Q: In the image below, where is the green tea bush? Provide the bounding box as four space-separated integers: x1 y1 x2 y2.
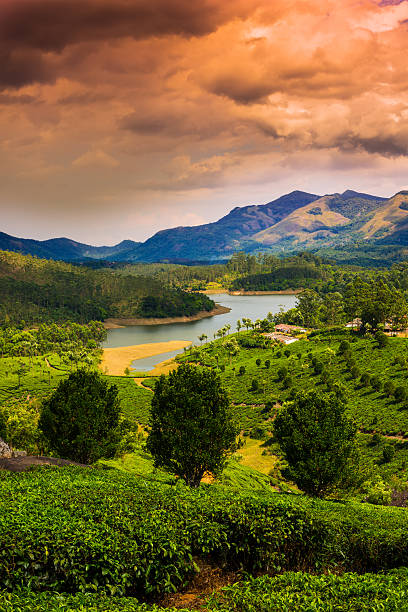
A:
383 445 396 463
394 386 407 402
0 591 181 612
207 569 408 611
1 467 408 599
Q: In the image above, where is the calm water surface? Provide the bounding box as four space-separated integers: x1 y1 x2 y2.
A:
103 293 297 371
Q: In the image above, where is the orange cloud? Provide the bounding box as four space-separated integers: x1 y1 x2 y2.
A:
0 0 407 243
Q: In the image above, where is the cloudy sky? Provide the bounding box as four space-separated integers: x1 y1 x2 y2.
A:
1 0 408 245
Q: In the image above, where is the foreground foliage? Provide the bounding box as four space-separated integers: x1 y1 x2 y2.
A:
1 467 408 598
208 569 408 611
2 569 408 610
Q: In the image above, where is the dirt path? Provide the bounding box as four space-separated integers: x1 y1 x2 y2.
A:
0 456 89 472
359 428 408 442
134 378 152 389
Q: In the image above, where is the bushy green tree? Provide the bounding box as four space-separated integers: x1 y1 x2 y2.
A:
39 370 121 463
274 390 358 497
146 364 237 487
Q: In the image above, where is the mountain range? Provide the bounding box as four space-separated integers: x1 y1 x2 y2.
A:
2 189 408 263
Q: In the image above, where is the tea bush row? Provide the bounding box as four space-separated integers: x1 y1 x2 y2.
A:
208 569 408 611
1 467 408 597
3 569 408 611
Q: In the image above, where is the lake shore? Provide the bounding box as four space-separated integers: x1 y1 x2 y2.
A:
227 289 302 296
201 289 302 296
100 341 192 376
104 304 231 329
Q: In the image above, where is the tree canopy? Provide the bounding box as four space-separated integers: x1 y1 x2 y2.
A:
146 364 237 487
274 390 358 497
39 369 121 463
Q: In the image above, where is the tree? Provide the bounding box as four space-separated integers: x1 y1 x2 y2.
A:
146 364 237 487
296 290 322 328
274 390 358 497
39 370 121 464
321 292 345 326
223 338 239 364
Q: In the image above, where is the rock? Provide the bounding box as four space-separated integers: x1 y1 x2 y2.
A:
12 450 27 458
0 438 12 458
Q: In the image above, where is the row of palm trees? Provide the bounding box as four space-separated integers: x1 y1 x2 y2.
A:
198 316 274 346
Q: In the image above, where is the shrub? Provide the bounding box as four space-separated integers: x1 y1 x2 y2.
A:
256 359 261 367
382 445 396 464
369 432 382 446
284 350 290 358
364 477 392 506
264 359 270 369
360 372 370 387
277 367 287 382
239 365 246 376
350 366 360 380
313 361 323 374
394 386 407 402
251 379 259 392
282 376 292 389
384 380 395 397
375 330 388 348
338 340 350 354
370 376 383 392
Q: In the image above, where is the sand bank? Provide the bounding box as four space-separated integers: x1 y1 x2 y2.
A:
104 305 230 329
101 341 191 376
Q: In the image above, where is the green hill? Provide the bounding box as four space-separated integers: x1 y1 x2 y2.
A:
0 250 214 325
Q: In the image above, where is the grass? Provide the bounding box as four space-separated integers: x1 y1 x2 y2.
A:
99 447 274 492
235 437 277 475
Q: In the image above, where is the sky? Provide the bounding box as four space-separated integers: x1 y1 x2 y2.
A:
0 0 408 245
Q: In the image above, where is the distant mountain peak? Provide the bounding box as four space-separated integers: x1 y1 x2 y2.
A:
339 189 387 201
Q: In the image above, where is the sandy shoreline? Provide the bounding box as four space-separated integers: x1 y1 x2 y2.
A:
101 341 191 376
104 304 230 329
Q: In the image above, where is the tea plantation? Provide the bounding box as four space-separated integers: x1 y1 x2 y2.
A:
1 467 408 610
177 330 408 436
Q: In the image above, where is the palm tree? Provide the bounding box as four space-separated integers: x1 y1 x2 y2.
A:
236 320 242 334
198 334 207 345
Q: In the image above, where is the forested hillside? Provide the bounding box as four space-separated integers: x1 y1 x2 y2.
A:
0 251 214 326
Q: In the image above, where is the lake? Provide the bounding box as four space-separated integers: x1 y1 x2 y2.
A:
103 293 297 371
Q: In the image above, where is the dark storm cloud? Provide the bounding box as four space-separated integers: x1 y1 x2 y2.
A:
0 0 256 89
0 0 254 52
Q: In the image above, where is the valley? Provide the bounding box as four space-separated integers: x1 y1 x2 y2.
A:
2 248 408 610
